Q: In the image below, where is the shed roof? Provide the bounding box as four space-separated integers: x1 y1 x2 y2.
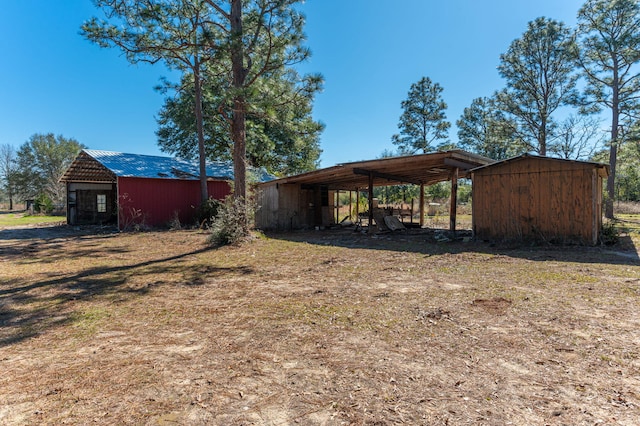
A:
470 153 610 178
259 150 493 190
61 149 274 183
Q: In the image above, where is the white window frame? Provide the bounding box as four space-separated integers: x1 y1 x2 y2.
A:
97 194 107 213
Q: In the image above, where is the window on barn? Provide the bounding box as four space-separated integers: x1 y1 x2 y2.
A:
97 194 107 213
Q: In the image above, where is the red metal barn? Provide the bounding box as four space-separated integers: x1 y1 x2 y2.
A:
471 154 609 245
60 150 235 230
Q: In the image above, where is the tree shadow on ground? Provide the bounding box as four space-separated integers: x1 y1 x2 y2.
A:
0 228 255 348
264 227 640 266
0 223 115 241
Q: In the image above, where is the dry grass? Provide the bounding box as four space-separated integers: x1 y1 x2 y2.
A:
0 224 639 425
615 201 640 215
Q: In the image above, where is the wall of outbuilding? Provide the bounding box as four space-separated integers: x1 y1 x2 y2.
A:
255 182 319 230
118 177 231 229
67 182 117 226
471 157 605 245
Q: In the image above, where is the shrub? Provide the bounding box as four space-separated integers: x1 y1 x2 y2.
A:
118 193 149 232
34 193 54 215
196 198 221 228
169 210 182 230
600 221 619 245
208 196 250 246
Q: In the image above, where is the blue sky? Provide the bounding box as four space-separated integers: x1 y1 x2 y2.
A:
1 0 586 168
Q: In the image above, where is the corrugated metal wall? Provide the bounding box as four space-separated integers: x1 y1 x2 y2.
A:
118 177 231 229
472 157 603 244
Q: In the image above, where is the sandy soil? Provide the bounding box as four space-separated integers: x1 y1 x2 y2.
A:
0 224 639 425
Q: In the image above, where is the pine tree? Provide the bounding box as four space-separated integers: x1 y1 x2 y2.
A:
391 77 450 154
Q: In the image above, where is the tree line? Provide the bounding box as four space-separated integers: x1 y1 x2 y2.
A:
390 0 640 217
0 135 85 212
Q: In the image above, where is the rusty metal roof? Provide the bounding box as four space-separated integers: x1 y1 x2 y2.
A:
259 150 494 190
61 149 274 183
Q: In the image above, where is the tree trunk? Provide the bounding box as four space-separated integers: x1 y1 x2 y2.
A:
232 97 247 203
539 114 547 156
606 66 620 220
193 58 209 204
230 0 247 208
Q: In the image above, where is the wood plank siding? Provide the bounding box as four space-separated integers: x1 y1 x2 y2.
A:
472 155 607 245
255 183 315 231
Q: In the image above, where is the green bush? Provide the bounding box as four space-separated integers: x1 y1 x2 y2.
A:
34 193 54 214
196 198 222 228
600 221 619 245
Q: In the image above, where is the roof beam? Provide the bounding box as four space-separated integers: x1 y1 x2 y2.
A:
352 168 422 185
444 157 481 170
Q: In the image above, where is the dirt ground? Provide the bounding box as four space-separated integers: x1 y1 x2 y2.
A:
1 223 639 425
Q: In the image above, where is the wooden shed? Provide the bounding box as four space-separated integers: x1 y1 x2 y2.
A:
60 149 235 229
471 154 609 245
255 150 492 231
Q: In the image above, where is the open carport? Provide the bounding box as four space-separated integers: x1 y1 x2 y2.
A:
255 150 493 231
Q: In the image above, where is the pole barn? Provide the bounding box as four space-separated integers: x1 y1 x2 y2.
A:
254 150 492 231
471 154 609 245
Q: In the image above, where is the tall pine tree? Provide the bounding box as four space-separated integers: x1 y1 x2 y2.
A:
497 17 579 156
576 0 640 218
391 77 450 154
84 0 317 229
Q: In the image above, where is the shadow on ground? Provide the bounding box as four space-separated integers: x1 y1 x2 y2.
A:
0 225 253 348
264 226 640 266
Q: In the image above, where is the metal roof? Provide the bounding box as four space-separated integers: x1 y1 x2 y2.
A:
470 153 610 178
61 149 275 183
258 150 494 190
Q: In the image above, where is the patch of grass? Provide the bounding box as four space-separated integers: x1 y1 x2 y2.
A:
0 212 64 227
615 214 640 234
70 307 111 338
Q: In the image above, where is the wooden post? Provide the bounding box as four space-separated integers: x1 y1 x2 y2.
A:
419 183 425 227
355 189 359 219
335 190 339 224
450 168 459 235
349 190 353 220
314 185 322 227
368 173 374 230
410 198 414 225
470 172 475 238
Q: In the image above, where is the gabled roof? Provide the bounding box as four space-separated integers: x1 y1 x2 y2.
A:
61 149 274 183
258 150 493 190
470 153 610 178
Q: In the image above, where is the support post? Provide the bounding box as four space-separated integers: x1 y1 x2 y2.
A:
368 173 374 230
450 168 459 236
419 183 425 227
410 198 414 225
314 185 322 227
